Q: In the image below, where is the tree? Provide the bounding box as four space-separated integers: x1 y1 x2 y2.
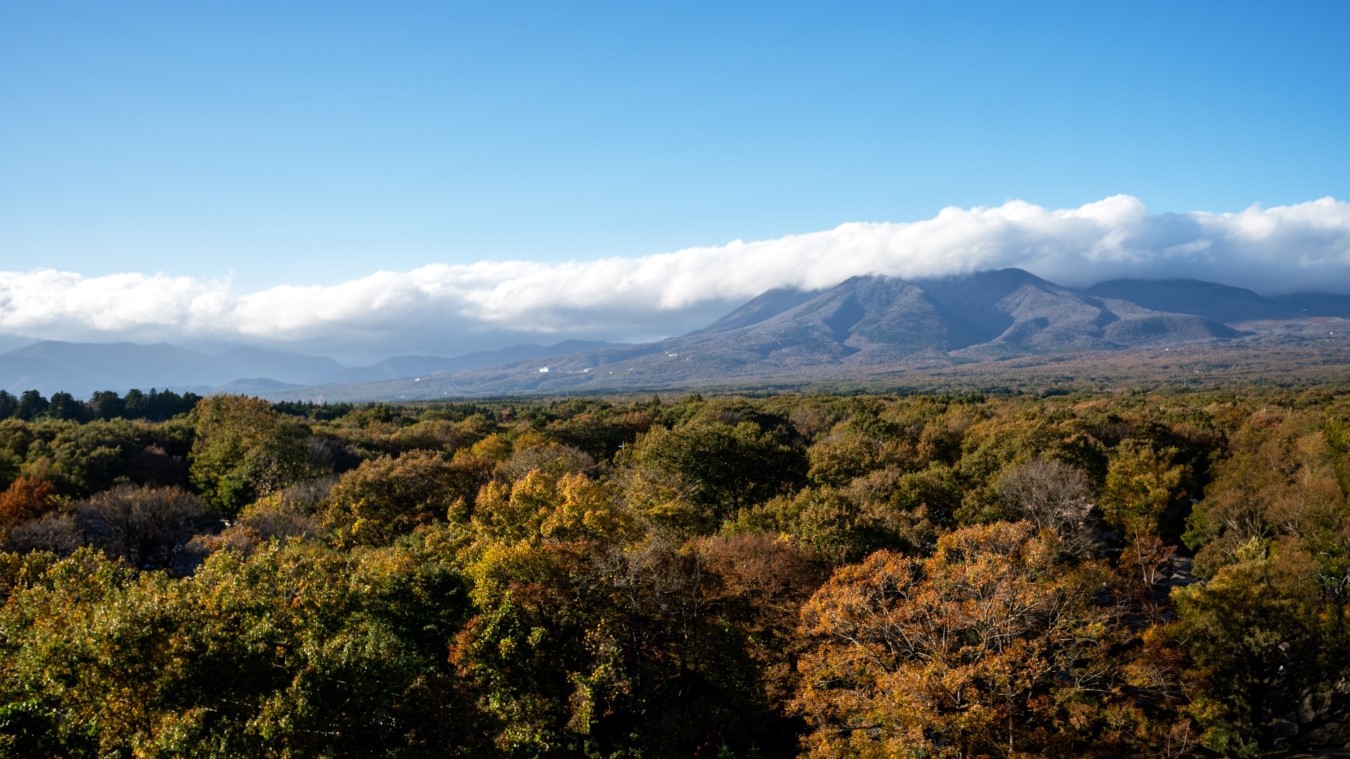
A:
189 395 325 515
806 415 914 488
44 419 143 496
1185 409 1349 579
795 522 1161 757
848 463 963 554
14 391 46 422
620 419 805 536
1172 540 1350 755
43 393 85 422
1100 439 1186 541
0 536 483 756
692 532 826 750
76 484 213 570
322 450 474 546
0 477 60 537
733 486 887 565
997 457 1101 558
85 390 125 421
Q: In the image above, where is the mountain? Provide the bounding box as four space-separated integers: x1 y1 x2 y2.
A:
692 287 822 335
273 269 1249 400
1267 292 1350 318
0 338 625 398
1078 279 1292 322
6 342 222 395
5 270 1347 402
915 270 1241 353
334 341 621 383
1077 279 1350 323
0 353 95 396
0 335 34 355
672 269 1236 363
214 347 345 384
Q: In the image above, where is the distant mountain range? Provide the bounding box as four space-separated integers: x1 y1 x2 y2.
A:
3 269 1348 400
0 338 618 398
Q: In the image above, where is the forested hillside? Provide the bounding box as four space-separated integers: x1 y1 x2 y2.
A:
0 387 1347 756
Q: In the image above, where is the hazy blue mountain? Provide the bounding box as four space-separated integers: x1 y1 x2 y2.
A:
1078 278 1292 323
6 341 221 395
0 341 344 397
0 354 96 396
334 341 622 382
214 346 346 384
213 378 312 395
1267 292 1350 318
0 335 34 355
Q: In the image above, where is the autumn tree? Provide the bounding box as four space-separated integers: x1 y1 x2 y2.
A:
0 476 60 537
795 521 1166 757
806 413 913 488
322 450 475 546
1185 408 1349 578
692 532 826 752
849 463 965 553
0 534 484 756
1100 438 1187 541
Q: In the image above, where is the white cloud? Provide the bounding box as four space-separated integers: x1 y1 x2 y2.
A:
2 195 1348 358
0 270 231 339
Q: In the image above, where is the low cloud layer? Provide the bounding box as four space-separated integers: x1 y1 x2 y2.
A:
3 195 1348 360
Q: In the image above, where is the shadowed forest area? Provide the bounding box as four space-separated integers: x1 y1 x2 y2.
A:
0 387 1347 757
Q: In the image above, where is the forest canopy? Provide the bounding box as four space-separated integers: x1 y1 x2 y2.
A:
0 386 1347 757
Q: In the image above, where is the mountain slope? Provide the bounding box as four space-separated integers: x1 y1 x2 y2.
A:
1078 279 1292 322
333 341 623 383
1267 292 1350 318
281 269 1246 400
7 341 222 393
691 287 822 335
215 347 345 384
917 270 1240 354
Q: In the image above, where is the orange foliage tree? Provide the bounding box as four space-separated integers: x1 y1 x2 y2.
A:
0 476 59 535
795 521 1184 757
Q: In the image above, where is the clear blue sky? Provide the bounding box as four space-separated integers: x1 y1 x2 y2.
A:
2 1 1347 293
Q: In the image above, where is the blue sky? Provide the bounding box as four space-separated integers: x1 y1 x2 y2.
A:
1 1 1348 358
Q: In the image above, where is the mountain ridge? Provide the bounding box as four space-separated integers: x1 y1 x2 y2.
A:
2 270 1347 399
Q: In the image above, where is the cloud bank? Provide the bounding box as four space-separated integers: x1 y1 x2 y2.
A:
3 195 1348 359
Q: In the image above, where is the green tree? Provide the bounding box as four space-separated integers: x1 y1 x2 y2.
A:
1100 439 1187 540
189 395 324 516
43 392 85 422
0 535 482 756
14 391 46 422
621 419 805 536
1172 540 1350 755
